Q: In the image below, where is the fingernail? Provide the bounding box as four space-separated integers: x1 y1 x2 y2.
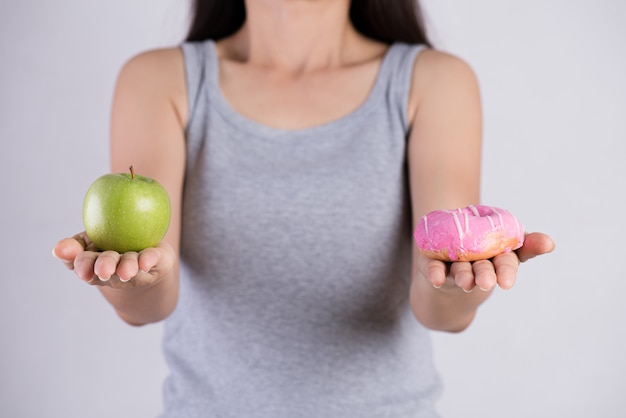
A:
119 276 131 283
462 287 474 293
51 248 60 259
97 275 110 282
432 282 442 289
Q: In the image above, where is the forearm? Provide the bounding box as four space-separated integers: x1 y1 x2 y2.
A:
98 269 179 326
410 273 492 332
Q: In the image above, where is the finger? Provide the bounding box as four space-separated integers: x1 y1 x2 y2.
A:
52 237 87 269
449 262 475 292
137 247 161 274
73 251 100 282
93 251 121 282
472 259 497 291
492 252 519 290
423 258 448 288
116 252 140 282
517 232 555 262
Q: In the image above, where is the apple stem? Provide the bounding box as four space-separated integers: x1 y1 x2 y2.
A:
129 165 135 179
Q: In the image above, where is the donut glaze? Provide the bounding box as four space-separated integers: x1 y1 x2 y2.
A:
414 205 525 262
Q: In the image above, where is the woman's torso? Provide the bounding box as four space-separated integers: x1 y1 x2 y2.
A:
159 38 442 418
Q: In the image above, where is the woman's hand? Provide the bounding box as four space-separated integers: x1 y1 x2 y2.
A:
421 232 555 293
411 232 555 332
53 231 176 289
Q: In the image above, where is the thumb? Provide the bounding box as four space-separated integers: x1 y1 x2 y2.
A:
52 233 90 268
517 232 555 263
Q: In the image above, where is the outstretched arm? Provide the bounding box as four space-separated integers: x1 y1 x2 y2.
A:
53 48 188 326
406 49 554 332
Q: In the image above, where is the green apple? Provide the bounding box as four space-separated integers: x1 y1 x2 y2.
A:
83 166 171 253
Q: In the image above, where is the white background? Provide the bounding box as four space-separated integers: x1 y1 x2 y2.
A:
1 1 624 417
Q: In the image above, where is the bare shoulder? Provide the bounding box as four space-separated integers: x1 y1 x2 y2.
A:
407 48 480 120
118 47 184 83
414 48 476 73
114 47 187 125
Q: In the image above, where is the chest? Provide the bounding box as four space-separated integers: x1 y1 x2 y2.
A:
217 60 381 130
181 114 412 318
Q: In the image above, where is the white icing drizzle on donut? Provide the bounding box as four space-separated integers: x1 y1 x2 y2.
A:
492 208 504 226
468 205 480 217
464 212 469 234
423 214 429 236
451 211 464 240
486 215 496 230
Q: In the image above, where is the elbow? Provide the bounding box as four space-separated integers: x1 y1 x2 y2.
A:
115 309 170 327
440 318 473 333
414 309 477 333
116 310 150 327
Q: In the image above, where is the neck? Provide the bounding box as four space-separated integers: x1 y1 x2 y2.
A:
226 0 359 72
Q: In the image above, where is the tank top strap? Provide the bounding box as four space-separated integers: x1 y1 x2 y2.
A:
180 40 214 138
378 42 428 132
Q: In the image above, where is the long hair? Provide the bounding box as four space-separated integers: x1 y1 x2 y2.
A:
185 0 432 47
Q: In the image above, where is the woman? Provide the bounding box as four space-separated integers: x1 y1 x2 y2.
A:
54 0 554 416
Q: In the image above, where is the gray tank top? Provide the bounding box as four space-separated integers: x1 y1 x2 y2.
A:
161 40 442 417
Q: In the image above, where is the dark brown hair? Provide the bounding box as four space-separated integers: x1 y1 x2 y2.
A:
186 0 432 47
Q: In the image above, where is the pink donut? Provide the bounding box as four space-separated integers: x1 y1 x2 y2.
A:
413 205 525 262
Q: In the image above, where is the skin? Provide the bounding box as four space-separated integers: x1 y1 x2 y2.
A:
53 0 554 330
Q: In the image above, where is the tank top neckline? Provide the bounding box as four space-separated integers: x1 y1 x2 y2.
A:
205 40 397 140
